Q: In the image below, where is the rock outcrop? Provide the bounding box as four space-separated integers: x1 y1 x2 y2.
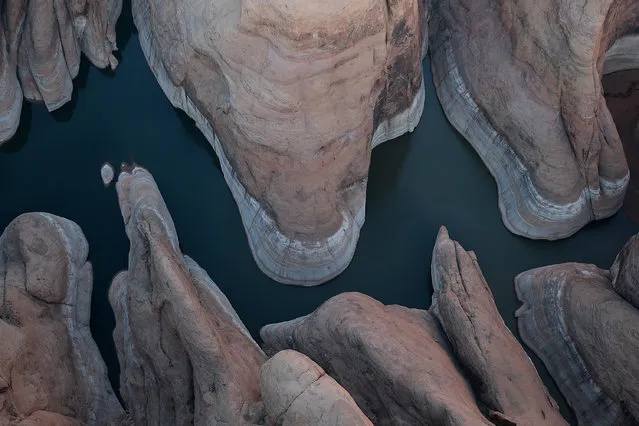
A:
516 235 639 425
604 34 639 75
132 0 427 285
260 350 373 426
109 165 373 425
0 0 121 143
430 0 639 240
262 226 566 425
431 227 567 425
0 213 123 424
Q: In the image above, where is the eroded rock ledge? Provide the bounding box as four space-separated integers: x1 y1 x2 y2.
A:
430 0 639 240
132 0 427 285
516 235 639 425
109 166 372 424
262 227 567 425
0 0 121 143
0 213 124 425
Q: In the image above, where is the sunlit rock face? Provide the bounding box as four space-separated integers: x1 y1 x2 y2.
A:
516 234 639 425
109 166 373 425
261 227 566 425
0 0 121 143
132 0 427 285
0 213 124 425
430 0 639 240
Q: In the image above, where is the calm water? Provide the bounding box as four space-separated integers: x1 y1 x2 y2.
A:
1 9 636 423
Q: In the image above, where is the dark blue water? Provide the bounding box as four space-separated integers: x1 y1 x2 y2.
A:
0 9 636 423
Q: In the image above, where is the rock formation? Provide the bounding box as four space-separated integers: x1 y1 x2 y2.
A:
604 34 639 75
516 235 639 425
431 227 567 425
260 350 373 426
0 213 124 424
430 0 639 240
262 227 566 425
109 165 373 425
132 0 428 285
0 0 121 143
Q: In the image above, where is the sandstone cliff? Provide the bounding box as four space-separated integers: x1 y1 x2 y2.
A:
0 0 121 143
430 0 639 240
132 0 427 285
516 235 639 425
0 213 124 424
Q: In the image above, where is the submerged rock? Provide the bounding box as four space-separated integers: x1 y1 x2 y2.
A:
0 0 121 143
0 213 123 425
132 0 427 285
516 255 639 424
430 0 639 240
431 227 566 425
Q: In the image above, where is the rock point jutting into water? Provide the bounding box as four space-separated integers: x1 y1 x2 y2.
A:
0 0 122 143
109 165 372 425
516 236 639 425
132 0 428 285
0 213 124 425
430 0 639 240
100 162 114 186
262 226 567 425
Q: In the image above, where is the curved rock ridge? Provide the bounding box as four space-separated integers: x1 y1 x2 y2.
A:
516 255 639 424
431 227 567 425
0 213 124 425
430 0 639 240
109 165 372 425
132 0 427 285
0 0 122 143
603 35 639 75
262 226 567 425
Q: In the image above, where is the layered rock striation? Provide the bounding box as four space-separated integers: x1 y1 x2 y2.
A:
262 227 566 425
0 0 121 143
0 213 123 424
109 165 373 425
516 235 639 425
430 0 639 240
132 0 427 285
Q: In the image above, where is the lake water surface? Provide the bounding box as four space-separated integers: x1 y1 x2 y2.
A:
1 10 637 423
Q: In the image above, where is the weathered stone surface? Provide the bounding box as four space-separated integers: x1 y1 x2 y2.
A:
0 0 121 143
132 0 427 285
261 292 491 425
604 34 639 75
260 350 372 426
516 262 639 425
430 0 639 240
610 233 639 308
0 213 123 425
109 166 267 425
431 227 566 425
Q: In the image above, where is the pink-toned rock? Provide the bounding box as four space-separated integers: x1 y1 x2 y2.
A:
430 0 639 240
0 0 121 142
260 350 372 425
431 227 567 425
260 292 492 425
516 260 639 425
109 166 266 425
133 0 427 285
0 213 123 425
